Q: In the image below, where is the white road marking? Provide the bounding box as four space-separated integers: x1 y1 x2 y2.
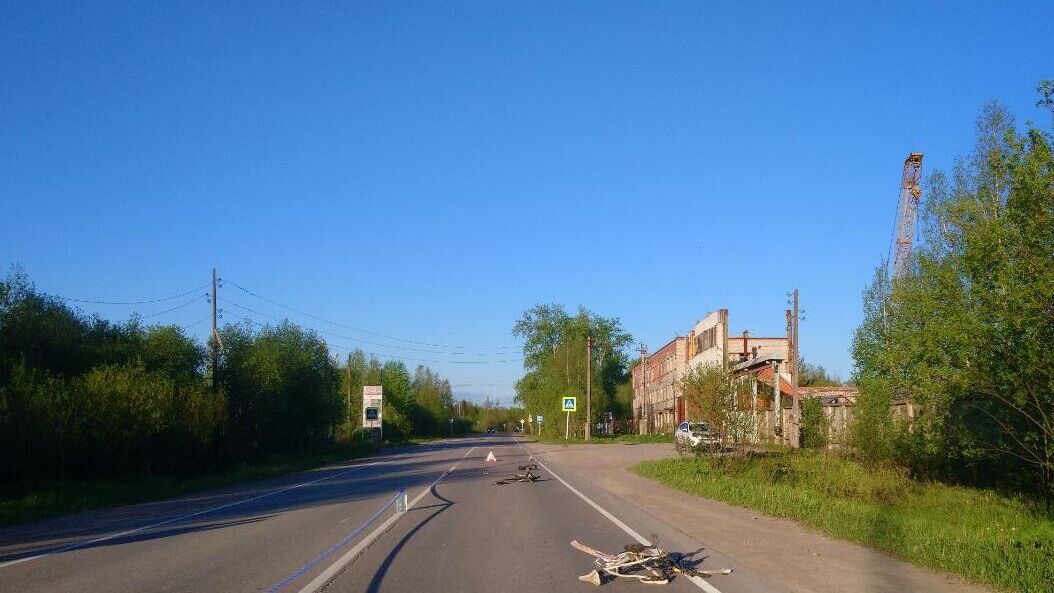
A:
0 459 386 569
518 440 724 593
294 446 477 593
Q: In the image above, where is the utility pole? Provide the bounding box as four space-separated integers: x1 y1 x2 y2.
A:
786 289 801 448
586 335 594 441
346 355 353 436
639 343 649 435
210 268 218 389
772 360 782 441
793 289 801 446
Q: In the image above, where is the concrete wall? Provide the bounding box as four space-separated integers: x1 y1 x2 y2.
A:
686 309 728 371
727 336 789 367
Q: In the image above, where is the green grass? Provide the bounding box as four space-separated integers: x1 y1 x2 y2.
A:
0 441 381 528
635 452 1054 593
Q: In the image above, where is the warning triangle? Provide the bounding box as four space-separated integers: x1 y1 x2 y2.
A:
485 451 497 463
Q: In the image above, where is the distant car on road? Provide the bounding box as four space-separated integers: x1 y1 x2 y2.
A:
487 428 496 435
675 421 720 454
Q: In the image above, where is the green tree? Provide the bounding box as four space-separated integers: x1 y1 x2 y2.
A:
798 356 840 387
680 364 753 447
852 89 1054 497
512 304 632 437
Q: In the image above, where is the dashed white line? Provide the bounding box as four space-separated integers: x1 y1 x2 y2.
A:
518 440 724 593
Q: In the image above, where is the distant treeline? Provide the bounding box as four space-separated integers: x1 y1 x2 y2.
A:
0 270 510 494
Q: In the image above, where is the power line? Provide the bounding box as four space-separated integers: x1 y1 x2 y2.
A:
139 296 204 318
53 284 209 305
216 297 503 358
223 278 521 353
218 297 519 362
180 315 211 330
221 300 517 365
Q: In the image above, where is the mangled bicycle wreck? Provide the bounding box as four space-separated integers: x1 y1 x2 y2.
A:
493 463 541 485
570 538 732 586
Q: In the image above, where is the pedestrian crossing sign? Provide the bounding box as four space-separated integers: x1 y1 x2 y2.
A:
562 397 576 412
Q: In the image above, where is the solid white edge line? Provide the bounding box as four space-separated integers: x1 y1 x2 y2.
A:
516 439 723 593
294 446 477 593
0 458 391 569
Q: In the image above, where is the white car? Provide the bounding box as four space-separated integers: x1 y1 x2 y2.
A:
675 421 720 453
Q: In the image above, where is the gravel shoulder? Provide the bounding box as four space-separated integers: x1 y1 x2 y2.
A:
523 441 994 593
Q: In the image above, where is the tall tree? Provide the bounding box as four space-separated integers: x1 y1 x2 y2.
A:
852 90 1054 497
513 304 632 437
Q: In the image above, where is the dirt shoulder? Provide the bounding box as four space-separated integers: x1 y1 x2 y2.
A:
524 442 993 593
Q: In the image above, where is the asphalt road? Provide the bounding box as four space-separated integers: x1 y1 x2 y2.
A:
0 437 742 593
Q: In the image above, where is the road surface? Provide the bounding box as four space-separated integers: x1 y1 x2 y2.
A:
0 437 986 593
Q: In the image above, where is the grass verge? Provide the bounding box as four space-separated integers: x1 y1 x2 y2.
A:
634 452 1054 593
0 441 382 528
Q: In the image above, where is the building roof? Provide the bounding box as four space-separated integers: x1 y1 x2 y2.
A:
755 365 796 396
730 353 785 373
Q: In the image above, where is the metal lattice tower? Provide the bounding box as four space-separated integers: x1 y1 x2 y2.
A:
891 152 924 279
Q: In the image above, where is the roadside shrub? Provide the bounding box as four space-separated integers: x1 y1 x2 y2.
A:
800 398 829 449
848 378 900 463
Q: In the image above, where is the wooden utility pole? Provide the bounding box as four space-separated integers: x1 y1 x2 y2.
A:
772 359 782 440
787 289 801 448
210 268 218 389
586 335 594 441
639 343 649 435
793 289 800 443
352 358 360 436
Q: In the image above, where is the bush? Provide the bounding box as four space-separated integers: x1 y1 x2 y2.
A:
848 378 900 462
800 397 829 449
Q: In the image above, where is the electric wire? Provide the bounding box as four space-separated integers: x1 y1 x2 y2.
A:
139 296 204 318
223 279 520 353
220 298 516 365
218 295 520 360
54 284 210 305
180 315 211 330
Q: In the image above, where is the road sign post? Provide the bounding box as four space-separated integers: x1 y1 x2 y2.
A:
363 385 383 446
562 397 576 440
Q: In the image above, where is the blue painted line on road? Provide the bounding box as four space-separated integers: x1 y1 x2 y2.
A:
0 459 386 569
264 487 406 593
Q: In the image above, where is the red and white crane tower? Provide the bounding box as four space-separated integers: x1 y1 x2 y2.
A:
891 153 924 279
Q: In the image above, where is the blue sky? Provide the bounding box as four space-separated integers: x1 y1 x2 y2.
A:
2 2 1051 401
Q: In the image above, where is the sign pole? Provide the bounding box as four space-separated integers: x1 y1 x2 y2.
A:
362 385 383 447
560 396 577 440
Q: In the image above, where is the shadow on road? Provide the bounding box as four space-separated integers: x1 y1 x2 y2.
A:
0 438 499 565
365 481 455 593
